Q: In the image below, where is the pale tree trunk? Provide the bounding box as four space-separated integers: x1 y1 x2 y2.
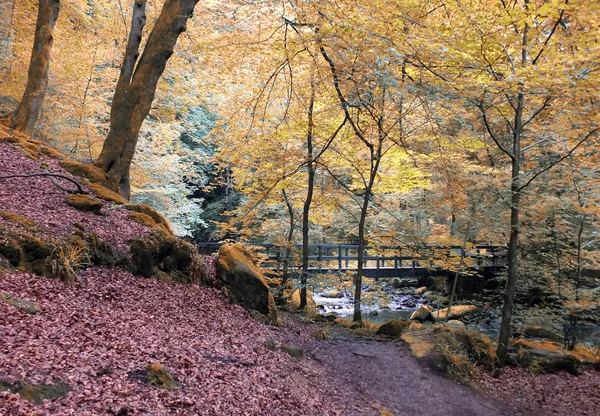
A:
97 0 199 199
10 0 60 135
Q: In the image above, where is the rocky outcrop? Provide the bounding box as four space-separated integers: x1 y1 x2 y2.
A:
217 244 277 323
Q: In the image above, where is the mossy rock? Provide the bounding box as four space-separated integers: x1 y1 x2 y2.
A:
432 304 478 321
281 345 304 359
39 146 63 159
129 231 206 284
129 364 179 390
124 204 172 235
0 228 54 274
0 211 38 229
85 230 126 269
376 319 412 338
0 235 24 266
521 325 563 343
402 325 496 382
87 183 127 204
0 292 40 314
129 211 159 229
217 244 278 323
284 288 315 311
0 379 70 404
66 194 103 213
60 159 113 189
264 338 277 351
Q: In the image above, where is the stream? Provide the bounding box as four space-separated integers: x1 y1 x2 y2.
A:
311 281 600 347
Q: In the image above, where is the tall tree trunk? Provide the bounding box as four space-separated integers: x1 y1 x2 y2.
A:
96 0 199 199
300 80 316 311
496 91 524 366
10 0 60 135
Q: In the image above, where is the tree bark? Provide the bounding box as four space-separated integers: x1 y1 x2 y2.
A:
496 91 524 366
10 0 60 135
280 188 295 289
300 80 316 311
96 0 199 199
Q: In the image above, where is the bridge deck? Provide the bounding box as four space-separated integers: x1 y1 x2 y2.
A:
198 242 506 279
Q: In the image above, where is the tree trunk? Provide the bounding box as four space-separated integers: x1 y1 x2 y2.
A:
496 91 524 366
353 195 369 322
300 81 316 311
10 0 60 135
280 188 295 288
96 0 199 199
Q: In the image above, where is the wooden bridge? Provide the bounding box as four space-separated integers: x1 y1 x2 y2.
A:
197 242 506 279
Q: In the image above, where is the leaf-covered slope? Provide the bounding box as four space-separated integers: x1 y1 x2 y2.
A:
0 127 367 414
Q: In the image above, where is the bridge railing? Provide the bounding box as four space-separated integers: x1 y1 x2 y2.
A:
197 242 506 277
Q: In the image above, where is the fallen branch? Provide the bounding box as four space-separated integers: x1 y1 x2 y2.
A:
0 170 88 194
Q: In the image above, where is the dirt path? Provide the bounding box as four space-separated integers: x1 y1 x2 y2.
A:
269 316 527 416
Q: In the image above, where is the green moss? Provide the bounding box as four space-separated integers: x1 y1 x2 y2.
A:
0 211 38 229
129 231 206 284
281 345 304 359
60 159 112 188
124 204 173 235
87 183 127 204
376 319 412 338
144 364 178 390
66 194 103 213
0 236 23 266
0 292 40 314
0 379 70 404
129 211 159 229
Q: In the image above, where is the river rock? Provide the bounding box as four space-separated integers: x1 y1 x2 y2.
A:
217 244 277 323
447 320 466 328
432 304 478 321
521 325 563 342
410 305 434 322
321 290 344 298
415 286 427 295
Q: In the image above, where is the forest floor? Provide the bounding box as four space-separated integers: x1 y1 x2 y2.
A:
0 129 598 415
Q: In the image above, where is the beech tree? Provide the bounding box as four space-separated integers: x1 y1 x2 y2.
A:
9 0 60 135
96 0 200 199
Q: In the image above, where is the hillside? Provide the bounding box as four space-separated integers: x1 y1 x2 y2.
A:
1 125 598 416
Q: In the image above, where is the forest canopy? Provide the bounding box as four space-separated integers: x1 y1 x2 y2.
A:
1 0 599 364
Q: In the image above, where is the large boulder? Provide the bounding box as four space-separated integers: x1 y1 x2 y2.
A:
431 304 478 321
376 319 411 338
410 305 434 322
217 244 277 323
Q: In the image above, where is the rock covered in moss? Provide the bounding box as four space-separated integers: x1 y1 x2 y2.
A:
0 292 40 314
432 304 478 321
129 230 206 284
129 364 179 390
217 244 277 323
0 379 69 404
66 194 103 213
410 305 433 322
376 319 411 338
521 325 563 342
87 183 127 204
124 204 172 234
281 345 304 359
